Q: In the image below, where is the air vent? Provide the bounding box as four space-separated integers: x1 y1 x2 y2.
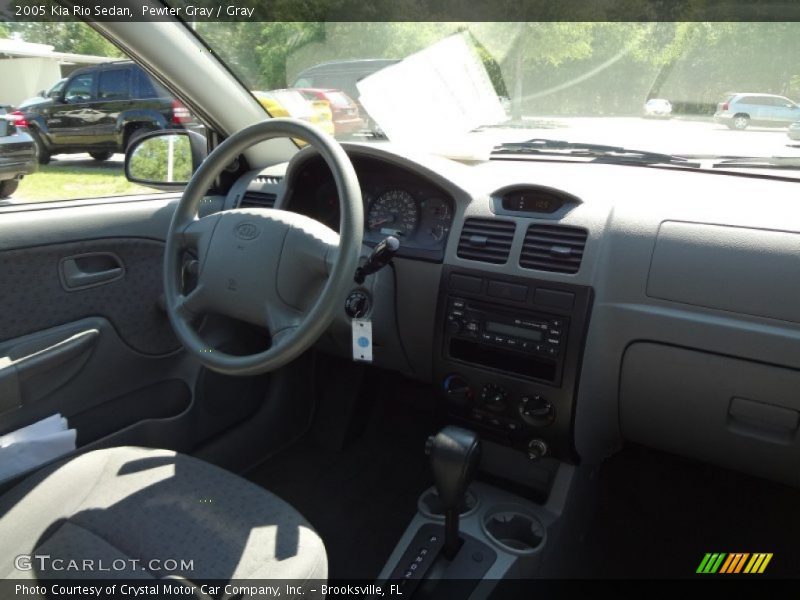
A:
253 175 282 185
239 191 276 209
520 224 587 274
457 218 516 264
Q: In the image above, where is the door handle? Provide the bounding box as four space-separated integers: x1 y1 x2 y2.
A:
59 252 124 291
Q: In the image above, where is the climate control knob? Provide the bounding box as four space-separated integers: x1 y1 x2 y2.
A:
480 384 508 413
519 395 555 426
443 374 472 406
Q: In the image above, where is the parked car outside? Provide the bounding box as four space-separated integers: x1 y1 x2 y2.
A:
714 92 800 130
292 58 399 104
292 59 399 134
294 88 364 135
252 89 334 137
643 98 672 118
0 109 37 198
788 121 800 141
17 78 67 111
13 61 199 164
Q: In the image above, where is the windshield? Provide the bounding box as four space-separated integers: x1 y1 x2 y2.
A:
186 21 800 162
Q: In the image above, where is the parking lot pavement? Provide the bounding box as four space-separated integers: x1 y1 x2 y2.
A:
508 116 800 158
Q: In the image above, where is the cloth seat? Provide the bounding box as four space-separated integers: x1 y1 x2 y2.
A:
0 446 327 593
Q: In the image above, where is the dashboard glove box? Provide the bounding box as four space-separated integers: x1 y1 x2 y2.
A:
620 342 800 486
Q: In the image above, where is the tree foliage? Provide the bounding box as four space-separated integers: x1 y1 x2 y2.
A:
6 22 122 57
5 21 799 117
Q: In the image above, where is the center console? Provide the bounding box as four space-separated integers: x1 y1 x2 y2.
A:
434 266 593 461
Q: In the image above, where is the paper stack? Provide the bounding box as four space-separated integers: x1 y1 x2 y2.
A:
0 414 77 481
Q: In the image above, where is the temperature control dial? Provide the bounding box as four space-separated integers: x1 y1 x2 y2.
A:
519 395 555 426
443 374 472 406
480 384 508 413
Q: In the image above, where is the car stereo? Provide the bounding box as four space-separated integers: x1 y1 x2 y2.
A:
447 298 566 361
434 267 593 460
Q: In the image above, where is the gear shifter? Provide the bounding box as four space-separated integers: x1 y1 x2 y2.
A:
425 426 481 560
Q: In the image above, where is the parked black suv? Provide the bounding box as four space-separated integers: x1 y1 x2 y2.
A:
17 61 197 164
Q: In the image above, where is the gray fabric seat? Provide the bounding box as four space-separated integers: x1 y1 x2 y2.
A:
0 446 327 588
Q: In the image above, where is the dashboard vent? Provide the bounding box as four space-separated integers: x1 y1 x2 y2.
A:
520 224 587 274
239 191 276 209
457 218 516 264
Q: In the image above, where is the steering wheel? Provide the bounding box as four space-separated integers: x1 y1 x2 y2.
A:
164 118 363 376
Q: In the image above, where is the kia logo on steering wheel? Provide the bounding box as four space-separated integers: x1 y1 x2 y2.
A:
234 222 261 241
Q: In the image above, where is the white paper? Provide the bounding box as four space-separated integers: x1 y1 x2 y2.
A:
0 430 77 481
0 413 68 447
357 33 508 156
0 413 76 481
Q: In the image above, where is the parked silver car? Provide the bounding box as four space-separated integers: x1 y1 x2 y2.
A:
643 98 672 118
714 93 800 130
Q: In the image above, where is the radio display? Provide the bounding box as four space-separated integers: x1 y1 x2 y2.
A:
485 321 543 342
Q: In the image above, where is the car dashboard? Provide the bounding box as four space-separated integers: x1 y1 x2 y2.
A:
223 141 800 490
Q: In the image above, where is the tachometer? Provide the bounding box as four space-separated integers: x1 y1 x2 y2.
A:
366 190 419 236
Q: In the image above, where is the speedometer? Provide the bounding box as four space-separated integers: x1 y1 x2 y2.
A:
366 190 419 237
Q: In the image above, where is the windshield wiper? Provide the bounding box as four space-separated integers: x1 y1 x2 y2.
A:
710 156 800 170
492 138 701 167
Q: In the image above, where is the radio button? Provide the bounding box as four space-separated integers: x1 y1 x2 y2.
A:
546 337 560 345
450 299 466 310
480 333 492 342
446 320 462 334
493 335 506 344
506 338 519 348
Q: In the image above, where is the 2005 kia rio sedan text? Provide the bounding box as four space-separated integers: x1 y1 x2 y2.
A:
1 2 800 597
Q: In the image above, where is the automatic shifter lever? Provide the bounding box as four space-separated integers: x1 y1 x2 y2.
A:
425 426 481 560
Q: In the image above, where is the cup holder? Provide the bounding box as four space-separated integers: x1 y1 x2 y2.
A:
418 486 479 519
482 504 545 555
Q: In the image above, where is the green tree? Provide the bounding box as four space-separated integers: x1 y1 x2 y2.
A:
6 22 122 57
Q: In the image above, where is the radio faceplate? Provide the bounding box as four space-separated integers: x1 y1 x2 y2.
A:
434 267 593 461
446 297 567 376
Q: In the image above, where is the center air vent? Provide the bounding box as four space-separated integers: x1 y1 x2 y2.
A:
457 218 516 264
520 224 587 273
239 191 276 209
253 175 282 185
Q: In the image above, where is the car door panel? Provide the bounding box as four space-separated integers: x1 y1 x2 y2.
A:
0 237 178 355
0 194 264 482
0 316 189 435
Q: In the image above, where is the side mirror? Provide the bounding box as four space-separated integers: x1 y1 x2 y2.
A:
49 89 62 100
37 90 46 98
125 129 207 189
